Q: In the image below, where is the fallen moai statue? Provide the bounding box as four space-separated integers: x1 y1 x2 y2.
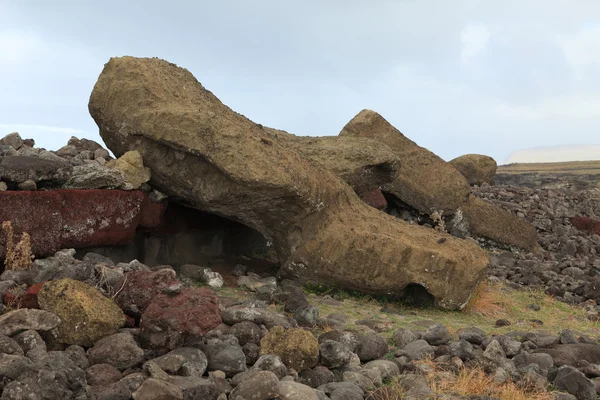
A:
88 56 489 309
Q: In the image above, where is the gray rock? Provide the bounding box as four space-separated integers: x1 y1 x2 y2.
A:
229 370 279 400
423 323 451 345
342 370 378 392
317 382 364 398
0 145 17 157
319 340 352 368
497 335 522 357
0 133 24 150
397 374 434 399
87 332 145 370
559 329 577 345
228 321 262 346
277 381 318 399
0 353 34 379
86 363 123 386
119 372 147 393
0 308 61 336
355 332 388 362
36 351 87 395
483 340 507 366
318 331 359 353
67 163 126 189
87 382 132 400
295 305 320 327
0 181 6 191
132 378 184 400
202 335 247 377
56 145 79 157
554 366 596 400
65 345 90 369
151 347 208 377
513 352 554 371
0 155 71 184
0 333 24 356
299 367 335 388
391 327 420 347
363 360 400 381
402 339 435 361
12 329 46 356
242 342 260 365
17 179 36 190
252 354 288 379
449 339 476 361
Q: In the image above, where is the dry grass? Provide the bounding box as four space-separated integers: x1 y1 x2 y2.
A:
429 367 553 400
2 221 33 271
464 281 509 319
498 160 600 175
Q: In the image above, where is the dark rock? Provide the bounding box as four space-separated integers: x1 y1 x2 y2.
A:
87 332 144 370
355 332 388 362
319 340 352 368
228 321 262 346
402 339 435 361
423 323 451 345
201 335 247 377
554 366 596 400
86 363 123 386
391 327 420 347
457 326 486 345
300 366 335 388
229 370 279 400
0 308 60 336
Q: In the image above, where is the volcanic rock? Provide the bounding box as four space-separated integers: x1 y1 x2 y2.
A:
88 56 489 309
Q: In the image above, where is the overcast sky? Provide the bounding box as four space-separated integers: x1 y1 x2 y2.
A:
1 1 599 164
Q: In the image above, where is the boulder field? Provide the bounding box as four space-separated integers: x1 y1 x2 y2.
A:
88 56 490 309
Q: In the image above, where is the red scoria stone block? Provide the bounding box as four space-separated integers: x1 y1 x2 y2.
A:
570 216 600 235
139 286 222 351
19 282 44 309
361 189 388 210
0 189 165 260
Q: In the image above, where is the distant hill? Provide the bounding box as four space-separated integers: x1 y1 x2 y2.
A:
496 160 600 189
504 144 600 164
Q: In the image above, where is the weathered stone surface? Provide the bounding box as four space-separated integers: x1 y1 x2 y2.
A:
38 278 126 346
114 269 180 318
230 370 279 400
0 155 71 184
539 344 600 367
139 287 222 350
132 378 184 400
0 190 163 259
0 132 24 150
459 194 539 251
87 332 145 370
449 154 497 186
89 56 489 309
264 127 398 195
339 110 470 215
259 326 319 372
108 150 151 189
0 308 60 336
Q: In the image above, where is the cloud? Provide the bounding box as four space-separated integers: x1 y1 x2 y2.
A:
491 94 600 120
0 124 85 135
557 25 600 79
0 31 41 63
505 144 600 163
460 23 491 65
